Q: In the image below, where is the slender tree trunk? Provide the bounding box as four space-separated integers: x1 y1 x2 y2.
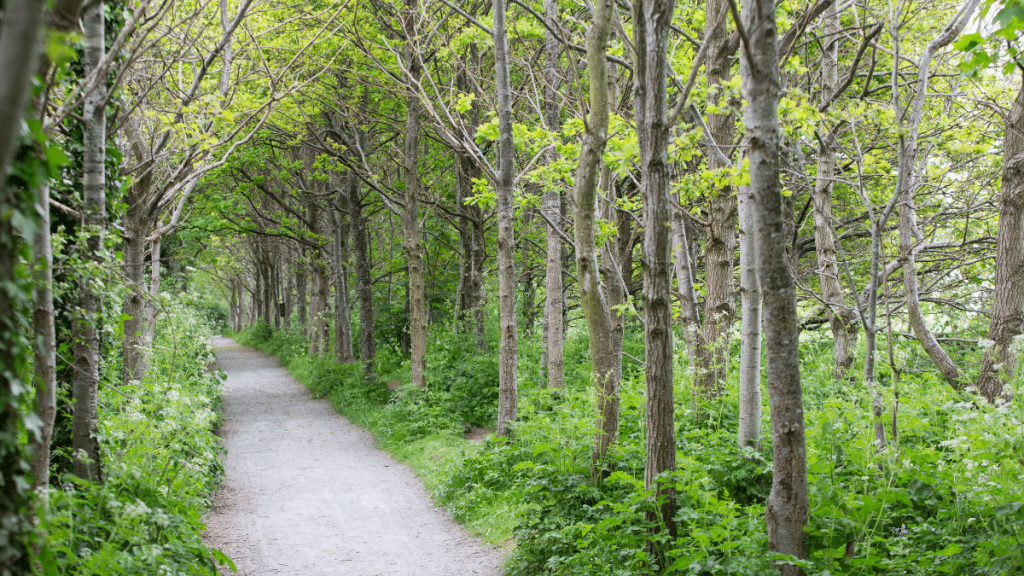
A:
494 0 518 438
978 78 1024 402
812 2 858 378
284 245 293 329
634 0 677 537
120 135 154 384
31 180 57 504
296 249 307 326
543 0 564 388
403 0 427 386
573 0 619 465
72 0 106 482
697 0 737 399
333 185 354 363
672 208 701 370
740 0 809 570
893 0 978 389
349 158 376 380
737 182 761 450
272 247 281 330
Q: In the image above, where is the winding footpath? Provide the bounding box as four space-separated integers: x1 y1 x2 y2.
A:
204 336 504 575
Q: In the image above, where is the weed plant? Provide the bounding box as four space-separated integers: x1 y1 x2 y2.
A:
38 301 233 575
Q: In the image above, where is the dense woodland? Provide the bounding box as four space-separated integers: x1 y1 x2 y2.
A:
3 0 1024 572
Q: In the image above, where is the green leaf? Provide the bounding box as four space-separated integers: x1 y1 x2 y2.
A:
954 32 984 51
938 543 962 556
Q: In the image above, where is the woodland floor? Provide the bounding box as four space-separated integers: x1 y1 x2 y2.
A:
203 336 504 575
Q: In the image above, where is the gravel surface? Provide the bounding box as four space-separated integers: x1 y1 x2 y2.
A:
204 336 505 575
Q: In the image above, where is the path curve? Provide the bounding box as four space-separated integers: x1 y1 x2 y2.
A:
204 336 504 575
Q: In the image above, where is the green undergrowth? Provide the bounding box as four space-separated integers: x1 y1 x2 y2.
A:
38 300 233 575
236 321 1024 575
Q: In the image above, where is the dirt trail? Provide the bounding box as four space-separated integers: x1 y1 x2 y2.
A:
204 336 504 575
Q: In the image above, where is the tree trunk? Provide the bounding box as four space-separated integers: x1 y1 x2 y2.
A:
333 184 354 363
31 179 57 505
542 0 564 388
494 0 518 439
573 0 619 466
0 0 46 178
672 208 701 370
349 157 376 379
978 78 1024 402
296 248 307 326
740 0 809 570
403 0 428 387
634 0 677 537
72 0 105 482
737 182 761 450
697 0 737 400
812 2 858 378
893 0 978 389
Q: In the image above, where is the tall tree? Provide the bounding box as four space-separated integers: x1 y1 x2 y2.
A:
573 0 620 465
739 0 808 571
494 0 518 439
72 0 106 481
403 0 428 387
978 77 1024 402
635 0 677 537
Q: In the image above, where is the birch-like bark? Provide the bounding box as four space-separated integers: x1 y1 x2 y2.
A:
978 78 1024 402
72 0 106 481
403 0 427 387
31 180 57 503
542 0 564 388
634 0 677 536
737 182 761 450
812 1 858 377
672 209 701 370
573 0 619 465
740 0 809 568
494 0 518 438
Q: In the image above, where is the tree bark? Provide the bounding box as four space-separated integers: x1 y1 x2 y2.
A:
0 0 46 178
634 0 677 537
333 184 354 363
697 0 737 399
740 0 809 570
672 208 701 370
31 180 57 506
893 0 978 389
403 0 428 387
812 1 858 378
978 77 1024 402
573 0 619 466
494 0 518 439
542 0 564 388
72 0 106 482
737 181 761 450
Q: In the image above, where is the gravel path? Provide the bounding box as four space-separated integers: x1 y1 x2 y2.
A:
204 336 504 575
